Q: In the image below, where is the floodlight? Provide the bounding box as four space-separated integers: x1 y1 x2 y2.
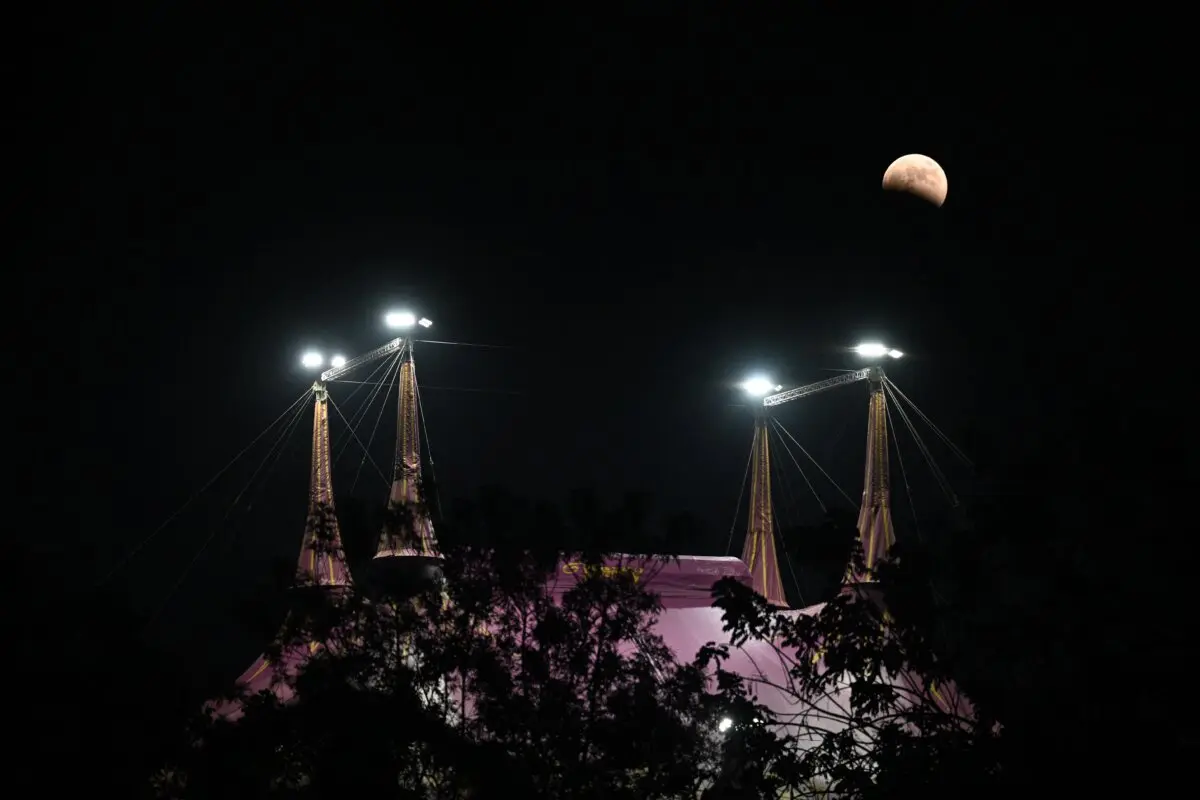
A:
385 311 417 329
853 343 904 359
741 376 782 396
418 317 433 328
301 351 323 369
853 343 889 358
330 354 347 368
718 717 733 733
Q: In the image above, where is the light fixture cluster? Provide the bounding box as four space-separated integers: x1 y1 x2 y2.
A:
740 342 903 395
741 376 783 397
300 352 346 370
852 342 903 359
384 311 432 329
300 310 433 370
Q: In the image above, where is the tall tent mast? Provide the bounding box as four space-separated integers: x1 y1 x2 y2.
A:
297 381 354 588
844 367 894 584
211 382 353 719
375 340 439 560
317 319 442 567
742 410 789 607
751 350 902 589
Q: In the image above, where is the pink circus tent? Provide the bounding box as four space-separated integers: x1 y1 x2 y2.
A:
546 555 828 724
211 340 971 735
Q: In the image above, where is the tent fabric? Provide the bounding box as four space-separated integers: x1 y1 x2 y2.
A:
210 555 796 720
377 358 438 558
296 390 352 589
546 555 851 734
546 556 971 734
208 388 351 721
845 389 895 584
545 555 749 609
740 423 789 607
208 625 318 719
211 555 969 735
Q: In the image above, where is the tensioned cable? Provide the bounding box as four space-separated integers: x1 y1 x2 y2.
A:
328 396 391 491
332 350 396 418
769 424 803 526
211 397 312 562
769 419 828 515
333 351 402 464
766 427 801 579
145 391 313 627
96 386 313 587
349 353 401 491
206 393 312 542
209 389 314 564
884 381 958 507
415 339 515 349
412 360 443 521
330 381 527 397
888 386 950 501
881 386 956 630
333 351 400 465
420 385 526 396
883 387 923 543
326 351 398 463
771 418 856 508
229 390 312 513
339 355 395 433
724 425 757 557
884 377 973 469
768 426 808 606
778 525 808 608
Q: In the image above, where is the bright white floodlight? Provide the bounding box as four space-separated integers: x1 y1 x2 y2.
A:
330 354 347 368
854 342 903 359
385 311 417 329
742 376 782 396
418 317 433 328
301 351 323 369
718 717 733 733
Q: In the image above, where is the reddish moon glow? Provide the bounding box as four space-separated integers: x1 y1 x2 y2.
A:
882 154 948 207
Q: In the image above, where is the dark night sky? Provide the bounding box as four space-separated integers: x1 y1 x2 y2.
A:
31 8 1173 674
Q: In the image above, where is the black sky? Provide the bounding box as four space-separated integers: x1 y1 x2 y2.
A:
30 7 1174 669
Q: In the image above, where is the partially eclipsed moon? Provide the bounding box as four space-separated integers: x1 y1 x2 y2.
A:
882 154 948 207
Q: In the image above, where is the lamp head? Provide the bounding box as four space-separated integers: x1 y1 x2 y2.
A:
853 343 903 359
742 376 781 396
385 311 417 329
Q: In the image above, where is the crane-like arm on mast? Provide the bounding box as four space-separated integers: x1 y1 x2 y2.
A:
320 337 406 382
762 368 872 407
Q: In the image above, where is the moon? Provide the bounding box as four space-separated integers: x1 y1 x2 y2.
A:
882 154 948 207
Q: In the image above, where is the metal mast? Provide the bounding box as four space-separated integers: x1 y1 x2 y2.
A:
754 348 900 587
742 407 789 606
845 367 894 583
215 382 354 719
296 381 353 588
375 340 439 560
317 317 441 565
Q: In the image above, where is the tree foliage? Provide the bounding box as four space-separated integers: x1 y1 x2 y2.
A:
167 546 727 799
158 492 1152 798
163 552 1005 797
700 542 1002 798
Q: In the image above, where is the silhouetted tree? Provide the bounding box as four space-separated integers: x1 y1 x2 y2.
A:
702 544 1002 798
161 490 1182 798
167 544 726 798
